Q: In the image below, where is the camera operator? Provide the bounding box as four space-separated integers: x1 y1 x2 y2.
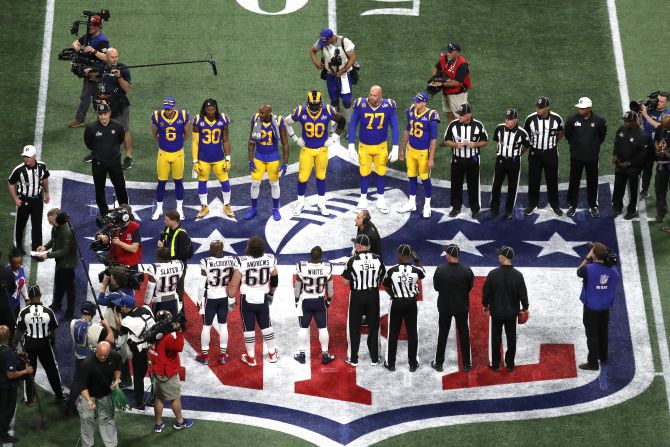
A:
639 92 669 199
611 111 648 219
95 205 143 271
68 14 109 129
158 210 193 300
0 325 34 444
577 242 621 371
0 253 18 340
653 115 670 226
148 310 193 432
36 209 78 321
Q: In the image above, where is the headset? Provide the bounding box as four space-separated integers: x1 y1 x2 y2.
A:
362 210 371 226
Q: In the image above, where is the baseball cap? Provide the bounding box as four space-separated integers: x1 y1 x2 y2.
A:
351 234 371 247
447 42 461 52
457 103 472 115
397 244 412 256
111 292 135 309
443 244 460 258
318 28 334 47
96 102 111 114
536 96 550 108
575 97 593 108
505 108 519 120
28 285 41 299
623 110 638 122
162 96 176 110
21 145 36 157
413 92 429 103
496 246 515 260
81 301 97 316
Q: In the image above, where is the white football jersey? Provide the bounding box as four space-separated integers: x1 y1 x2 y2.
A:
146 260 184 299
295 261 333 299
236 254 277 304
199 255 237 299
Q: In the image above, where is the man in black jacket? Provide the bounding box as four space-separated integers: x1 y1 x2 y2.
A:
482 246 529 372
612 111 648 219
431 244 474 372
354 210 383 262
158 209 192 300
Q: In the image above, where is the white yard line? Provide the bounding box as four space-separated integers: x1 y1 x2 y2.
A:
328 0 337 33
34 0 55 157
607 0 670 409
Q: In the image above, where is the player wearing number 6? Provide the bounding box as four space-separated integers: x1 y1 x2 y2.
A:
151 97 191 220
191 98 235 219
347 85 399 213
397 92 440 218
284 91 346 217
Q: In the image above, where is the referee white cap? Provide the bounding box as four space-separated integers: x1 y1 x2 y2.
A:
21 145 36 157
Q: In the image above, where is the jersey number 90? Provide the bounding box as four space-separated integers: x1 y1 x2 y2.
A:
303 122 325 138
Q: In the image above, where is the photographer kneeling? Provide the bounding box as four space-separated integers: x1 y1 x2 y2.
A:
577 242 621 371
148 310 193 432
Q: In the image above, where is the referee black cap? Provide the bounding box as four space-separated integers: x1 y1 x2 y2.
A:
505 108 519 120
623 110 638 122
457 103 472 115
496 246 514 260
443 244 460 258
536 96 550 109
351 234 371 247
96 102 111 114
81 301 97 316
397 244 412 256
28 285 41 299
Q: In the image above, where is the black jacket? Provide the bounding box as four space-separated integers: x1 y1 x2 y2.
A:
356 223 383 262
613 125 648 173
84 120 126 166
433 262 474 314
564 112 607 161
482 265 528 320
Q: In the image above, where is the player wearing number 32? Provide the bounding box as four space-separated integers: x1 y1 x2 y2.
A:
348 85 400 213
191 98 235 219
227 236 279 367
151 97 191 220
284 91 346 217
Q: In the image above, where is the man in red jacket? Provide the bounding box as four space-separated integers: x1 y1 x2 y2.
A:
148 311 193 432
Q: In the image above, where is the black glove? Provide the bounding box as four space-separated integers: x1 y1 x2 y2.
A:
264 293 274 306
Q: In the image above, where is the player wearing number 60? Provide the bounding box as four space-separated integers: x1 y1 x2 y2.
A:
151 97 191 220
284 91 346 217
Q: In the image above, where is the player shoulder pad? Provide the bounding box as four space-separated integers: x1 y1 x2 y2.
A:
192 114 200 126
295 261 303 274
252 113 259 125
223 113 231 125
326 104 336 115
293 105 302 118
430 110 441 122
325 261 333 276
199 257 207 269
267 253 277 267
353 97 364 109
152 110 159 124
387 98 397 109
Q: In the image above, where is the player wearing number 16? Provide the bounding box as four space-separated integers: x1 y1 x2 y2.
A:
348 85 399 213
151 97 191 220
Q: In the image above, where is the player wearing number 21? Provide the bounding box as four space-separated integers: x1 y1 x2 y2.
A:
151 97 191 220
284 91 346 217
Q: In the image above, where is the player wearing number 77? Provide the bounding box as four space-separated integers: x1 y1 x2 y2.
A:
150 97 191 220
284 91 346 217
347 85 400 214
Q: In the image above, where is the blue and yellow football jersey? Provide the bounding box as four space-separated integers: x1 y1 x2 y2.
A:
151 109 190 152
192 113 230 163
349 98 400 146
251 113 285 163
406 105 440 150
291 104 336 149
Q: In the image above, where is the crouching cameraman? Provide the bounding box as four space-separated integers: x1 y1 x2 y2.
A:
93 205 143 271
148 310 193 432
0 325 34 444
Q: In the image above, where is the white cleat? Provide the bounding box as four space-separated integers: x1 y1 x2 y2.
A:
176 206 184 220
356 197 369 210
293 201 304 217
318 202 330 216
396 201 416 213
376 196 389 214
423 203 432 219
151 208 162 221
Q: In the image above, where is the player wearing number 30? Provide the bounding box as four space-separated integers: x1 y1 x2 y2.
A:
284 91 346 217
195 240 237 366
347 85 399 213
245 104 289 221
150 97 191 221
227 236 279 367
144 247 185 318
192 98 235 219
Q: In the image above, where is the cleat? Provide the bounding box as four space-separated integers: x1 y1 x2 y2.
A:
524 205 536 215
218 353 229 364
463 363 473 372
624 211 638 220
589 207 600 218
639 189 648 198
195 354 208 365
376 196 389 214
505 364 514 372
294 352 306 364
383 362 395 372
656 213 666 224
611 209 622 218
397 201 416 213
422 203 431 219
409 364 418 372
241 354 257 367
356 197 369 210
318 202 330 216
551 206 563 216
83 153 93 163
490 364 500 372
122 156 133 170
430 360 443 372
448 208 460 217
68 119 85 128
370 357 380 366
173 418 194 430
151 209 162 221
471 210 480 219
566 206 577 217
293 201 304 217
244 208 258 220
154 422 165 433
272 208 281 221
196 205 209 219
578 362 599 371
268 349 279 363
344 357 358 367
223 204 235 218
504 211 513 220
176 206 184 220
490 209 499 218
321 353 335 365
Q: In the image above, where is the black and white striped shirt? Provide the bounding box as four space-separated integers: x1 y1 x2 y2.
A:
523 111 564 150
17 304 57 341
383 264 426 299
493 124 531 158
342 252 386 292
444 119 488 158
7 161 50 199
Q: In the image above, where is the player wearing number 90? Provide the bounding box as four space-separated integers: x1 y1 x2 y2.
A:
151 97 191 221
195 240 237 366
145 247 185 318
227 236 279 367
192 98 235 219
284 91 346 217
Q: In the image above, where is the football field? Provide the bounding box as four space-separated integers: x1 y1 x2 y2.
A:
2 0 670 445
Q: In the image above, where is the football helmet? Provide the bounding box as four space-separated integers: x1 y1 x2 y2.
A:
307 91 322 113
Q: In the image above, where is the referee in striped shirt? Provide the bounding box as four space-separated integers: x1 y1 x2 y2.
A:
523 97 564 216
443 103 489 218
7 145 50 255
490 108 531 219
383 244 425 372
342 234 386 367
16 285 67 404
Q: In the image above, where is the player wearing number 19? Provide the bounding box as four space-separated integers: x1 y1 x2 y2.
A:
151 97 191 220
284 91 346 217
145 247 185 318
348 85 400 213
